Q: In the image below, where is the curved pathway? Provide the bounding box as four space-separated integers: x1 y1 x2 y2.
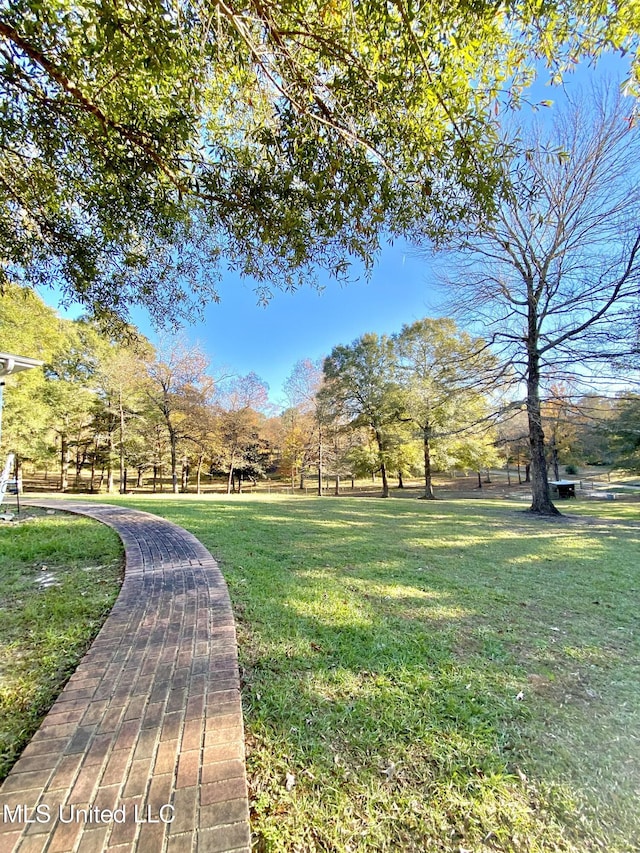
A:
0 501 250 853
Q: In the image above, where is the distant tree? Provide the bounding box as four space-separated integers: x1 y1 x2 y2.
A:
278 406 315 489
43 321 104 490
0 284 60 468
541 386 580 480
442 86 640 514
147 419 172 493
180 390 219 494
234 433 272 489
322 334 403 497
343 437 380 485
146 341 212 493
313 405 366 494
603 394 640 471
385 434 423 490
393 317 500 499
283 358 325 494
95 338 155 492
573 396 620 466
495 410 531 485
451 424 502 489
84 396 115 493
216 373 269 494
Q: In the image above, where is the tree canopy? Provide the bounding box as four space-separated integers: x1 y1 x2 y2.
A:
394 317 499 498
322 332 402 497
2 1 639 324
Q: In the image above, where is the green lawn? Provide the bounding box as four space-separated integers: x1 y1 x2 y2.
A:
0 508 123 780
86 493 638 853
3 494 638 851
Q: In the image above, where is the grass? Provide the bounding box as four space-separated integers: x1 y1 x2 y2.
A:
70 492 637 853
5 492 639 851
0 507 123 781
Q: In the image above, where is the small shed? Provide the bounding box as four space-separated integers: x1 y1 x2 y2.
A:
549 479 578 499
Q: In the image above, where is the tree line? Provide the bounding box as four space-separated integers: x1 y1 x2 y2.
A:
2 3 640 515
2 285 639 499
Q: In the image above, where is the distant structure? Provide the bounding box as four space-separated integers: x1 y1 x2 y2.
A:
0 351 44 448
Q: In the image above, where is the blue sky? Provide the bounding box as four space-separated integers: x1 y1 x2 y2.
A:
135 242 443 406
50 237 446 405
46 56 630 407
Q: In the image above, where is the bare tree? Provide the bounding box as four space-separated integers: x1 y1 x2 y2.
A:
146 340 212 494
443 84 640 514
283 359 326 495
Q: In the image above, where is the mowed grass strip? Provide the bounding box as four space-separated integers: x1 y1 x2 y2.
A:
55 495 640 851
0 508 123 780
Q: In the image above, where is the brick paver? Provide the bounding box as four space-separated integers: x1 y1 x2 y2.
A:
0 502 250 852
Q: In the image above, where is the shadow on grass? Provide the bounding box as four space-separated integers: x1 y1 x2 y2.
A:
102 494 639 852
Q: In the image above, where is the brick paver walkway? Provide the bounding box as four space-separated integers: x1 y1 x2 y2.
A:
0 501 250 852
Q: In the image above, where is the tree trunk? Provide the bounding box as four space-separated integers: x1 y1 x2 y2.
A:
526 335 560 515
397 471 404 488
119 388 126 494
196 454 203 494
90 440 97 493
107 430 114 494
60 434 69 492
227 463 234 494
334 475 340 495
380 463 389 497
153 464 158 493
477 471 482 489
374 429 389 497
74 451 82 488
106 399 115 493
551 435 560 481
169 429 178 494
317 427 323 496
422 427 436 499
